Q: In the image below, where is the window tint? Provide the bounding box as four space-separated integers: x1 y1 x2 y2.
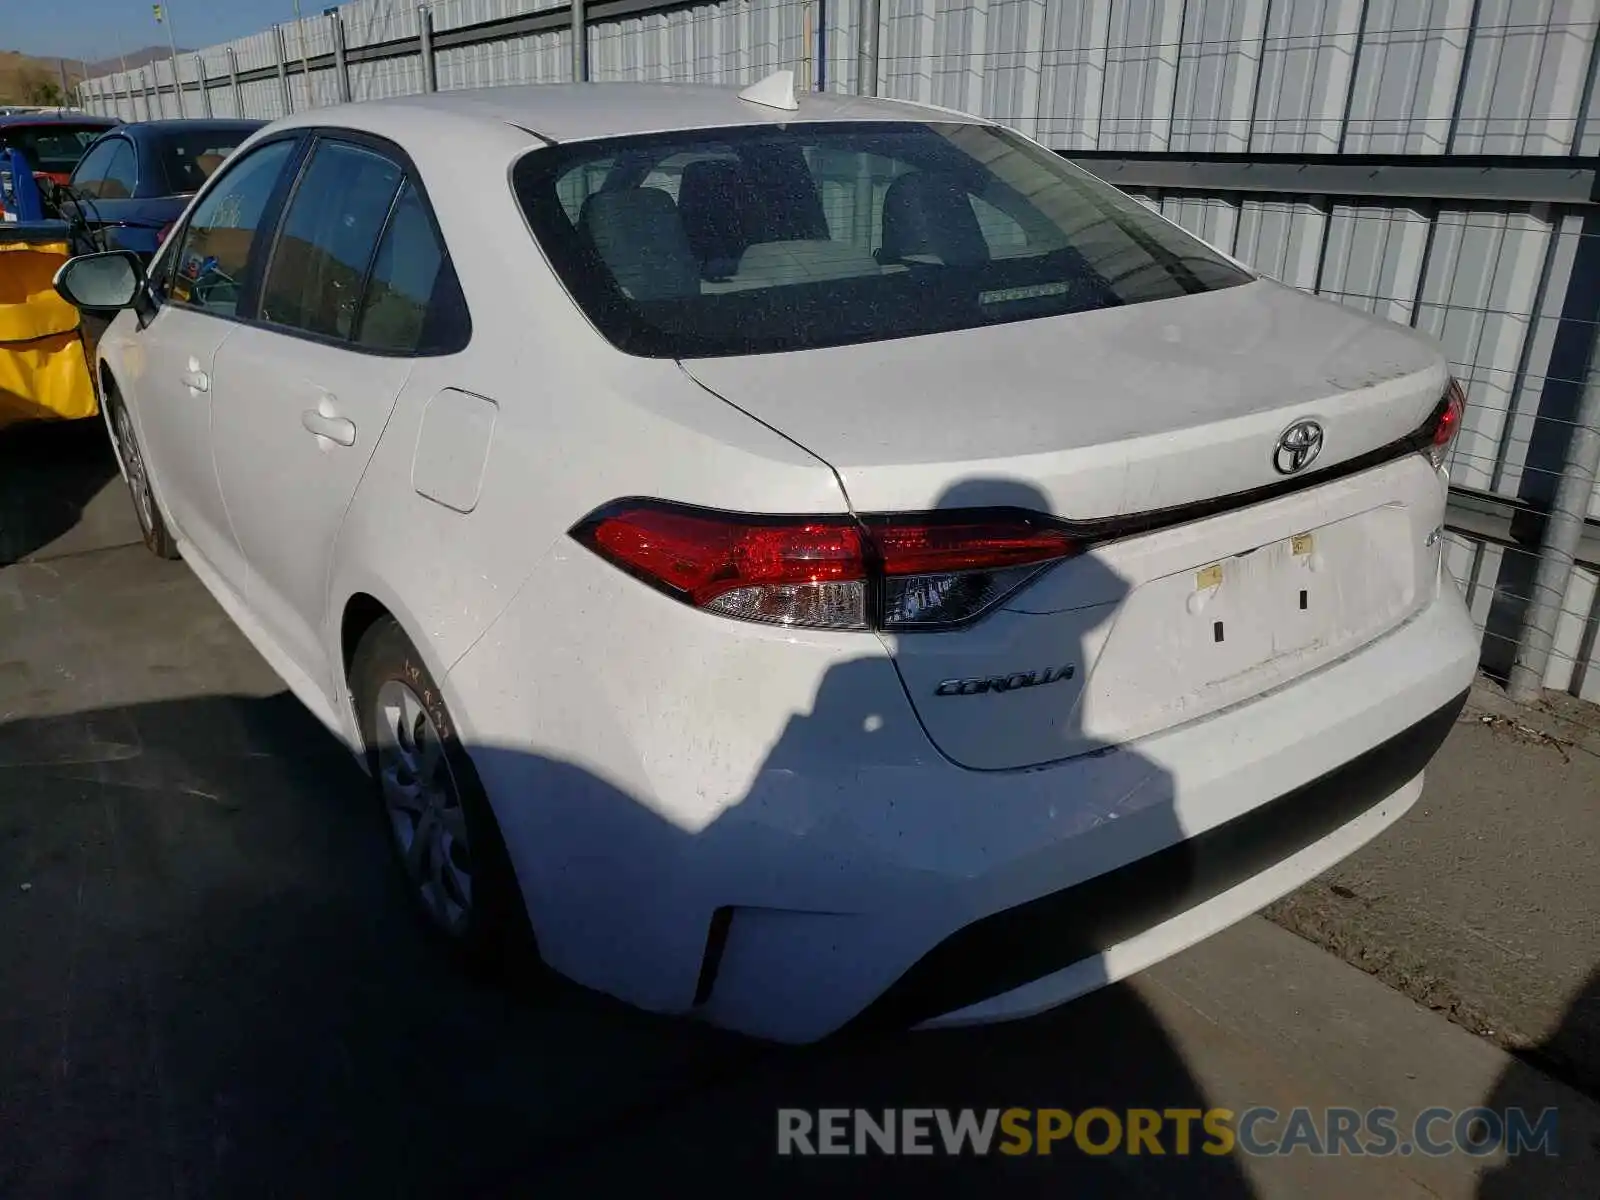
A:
99 141 137 199
155 128 253 194
0 125 107 174
69 138 120 194
260 140 402 340
514 122 1253 358
169 138 296 317
970 194 1029 256
355 182 448 353
806 145 912 255
555 157 615 225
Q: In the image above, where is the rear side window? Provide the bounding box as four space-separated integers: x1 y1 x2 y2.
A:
513 121 1252 358
354 182 461 353
169 138 297 317
157 130 252 194
259 139 403 340
69 137 121 196
98 140 137 199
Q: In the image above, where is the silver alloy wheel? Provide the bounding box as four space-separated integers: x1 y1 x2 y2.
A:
114 402 155 537
374 679 474 936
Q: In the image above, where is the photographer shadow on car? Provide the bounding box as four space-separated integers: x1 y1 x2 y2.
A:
0 479 1257 1197
497 478 1255 1194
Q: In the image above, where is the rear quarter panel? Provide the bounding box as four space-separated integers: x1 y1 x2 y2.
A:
324 120 847 739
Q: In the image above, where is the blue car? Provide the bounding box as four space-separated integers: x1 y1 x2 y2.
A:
60 119 263 258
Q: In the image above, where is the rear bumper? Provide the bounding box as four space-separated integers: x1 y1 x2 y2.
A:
860 688 1464 1034
448 549 1479 1044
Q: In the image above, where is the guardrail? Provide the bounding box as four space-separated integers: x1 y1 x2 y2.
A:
1446 487 1600 571
1065 151 1600 207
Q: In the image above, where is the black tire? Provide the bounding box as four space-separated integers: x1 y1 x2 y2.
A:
350 617 540 982
105 384 180 560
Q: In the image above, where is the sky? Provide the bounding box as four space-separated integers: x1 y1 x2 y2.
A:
10 0 311 64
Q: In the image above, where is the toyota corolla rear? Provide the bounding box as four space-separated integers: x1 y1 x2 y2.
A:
447 110 1480 1043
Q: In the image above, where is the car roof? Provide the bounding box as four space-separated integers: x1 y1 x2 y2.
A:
0 113 116 129
267 81 986 146
110 119 265 142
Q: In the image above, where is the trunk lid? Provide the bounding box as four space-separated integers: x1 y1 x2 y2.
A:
679 279 1445 516
682 280 1451 769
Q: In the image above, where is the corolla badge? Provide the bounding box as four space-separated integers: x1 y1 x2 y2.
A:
1273 419 1325 475
935 664 1076 697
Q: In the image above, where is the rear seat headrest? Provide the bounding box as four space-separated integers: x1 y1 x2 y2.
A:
676 159 756 279
578 188 700 300
880 170 991 268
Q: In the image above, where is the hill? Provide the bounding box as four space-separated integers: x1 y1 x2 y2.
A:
0 50 87 106
0 44 199 105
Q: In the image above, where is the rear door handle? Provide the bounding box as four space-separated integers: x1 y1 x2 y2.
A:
301 408 356 447
179 368 209 392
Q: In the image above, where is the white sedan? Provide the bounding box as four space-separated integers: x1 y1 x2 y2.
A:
54 74 1478 1043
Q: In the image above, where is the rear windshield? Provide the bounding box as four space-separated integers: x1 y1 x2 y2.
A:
512 121 1252 358
155 128 253 195
0 124 109 173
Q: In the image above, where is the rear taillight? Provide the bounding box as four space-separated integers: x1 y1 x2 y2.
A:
1423 378 1466 469
865 512 1080 629
577 503 867 629
571 501 1080 631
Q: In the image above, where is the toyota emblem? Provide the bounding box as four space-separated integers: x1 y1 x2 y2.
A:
1273 419 1324 475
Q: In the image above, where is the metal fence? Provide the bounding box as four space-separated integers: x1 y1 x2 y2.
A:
77 0 1600 704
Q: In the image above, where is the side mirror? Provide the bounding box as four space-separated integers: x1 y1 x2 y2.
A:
53 249 145 313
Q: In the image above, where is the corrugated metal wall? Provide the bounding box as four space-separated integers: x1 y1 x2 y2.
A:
78 1 1600 153
79 0 1600 701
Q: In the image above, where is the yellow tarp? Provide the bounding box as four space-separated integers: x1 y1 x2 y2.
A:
0 239 97 430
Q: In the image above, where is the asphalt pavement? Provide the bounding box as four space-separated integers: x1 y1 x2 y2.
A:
2 420 1598 1197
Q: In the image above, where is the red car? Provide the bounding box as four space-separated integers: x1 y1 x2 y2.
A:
0 112 118 216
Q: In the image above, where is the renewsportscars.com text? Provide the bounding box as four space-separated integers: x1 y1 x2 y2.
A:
777 1106 1559 1158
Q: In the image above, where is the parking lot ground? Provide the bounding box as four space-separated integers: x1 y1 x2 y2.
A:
0 546 749 1197
0 417 137 567
523 917 1600 1200
3 465 1600 1196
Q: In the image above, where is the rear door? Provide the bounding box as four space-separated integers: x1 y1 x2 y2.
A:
210 134 461 698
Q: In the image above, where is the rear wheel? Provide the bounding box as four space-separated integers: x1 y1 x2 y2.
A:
350 618 538 980
106 386 179 560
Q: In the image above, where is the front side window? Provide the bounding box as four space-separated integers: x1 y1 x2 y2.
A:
259 139 402 340
169 138 297 317
513 121 1253 358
